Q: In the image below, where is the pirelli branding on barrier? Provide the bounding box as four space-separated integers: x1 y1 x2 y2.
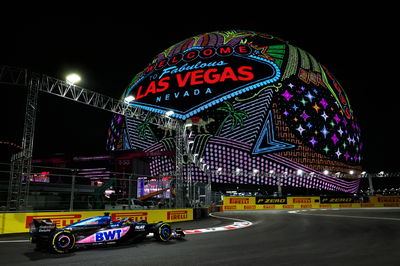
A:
25 214 82 228
0 209 192 234
256 197 287 204
223 196 400 211
370 196 400 203
320 197 354 204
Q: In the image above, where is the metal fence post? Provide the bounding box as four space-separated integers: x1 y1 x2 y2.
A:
69 171 76 212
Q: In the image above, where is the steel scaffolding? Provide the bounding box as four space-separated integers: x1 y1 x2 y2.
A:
1 65 185 210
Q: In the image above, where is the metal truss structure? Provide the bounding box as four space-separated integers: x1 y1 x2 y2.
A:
1 65 186 210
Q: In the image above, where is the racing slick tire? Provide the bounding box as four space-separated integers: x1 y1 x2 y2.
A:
154 223 172 242
50 230 76 254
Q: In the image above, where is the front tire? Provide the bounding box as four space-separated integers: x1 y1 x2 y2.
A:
154 223 171 242
50 230 76 254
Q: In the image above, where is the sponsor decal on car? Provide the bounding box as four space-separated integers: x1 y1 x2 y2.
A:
76 227 130 244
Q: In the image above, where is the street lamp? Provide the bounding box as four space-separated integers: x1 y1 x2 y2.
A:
66 73 81 85
124 95 135 103
165 110 174 116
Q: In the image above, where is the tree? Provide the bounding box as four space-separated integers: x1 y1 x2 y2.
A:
215 101 248 136
136 115 157 141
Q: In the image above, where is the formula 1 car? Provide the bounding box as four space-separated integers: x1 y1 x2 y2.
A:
29 212 185 253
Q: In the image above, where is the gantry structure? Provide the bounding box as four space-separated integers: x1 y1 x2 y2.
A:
0 65 188 210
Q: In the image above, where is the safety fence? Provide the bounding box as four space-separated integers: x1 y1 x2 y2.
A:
0 163 222 212
222 196 400 210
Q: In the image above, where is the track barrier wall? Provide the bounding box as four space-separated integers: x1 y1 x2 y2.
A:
0 208 193 234
223 196 400 211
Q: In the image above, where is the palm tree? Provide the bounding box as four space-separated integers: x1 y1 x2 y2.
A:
137 115 157 141
215 101 248 136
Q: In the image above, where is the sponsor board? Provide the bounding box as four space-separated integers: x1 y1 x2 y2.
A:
223 196 400 211
370 196 400 203
320 197 354 204
0 209 192 234
287 197 320 204
256 197 287 204
224 197 255 205
166 210 189 221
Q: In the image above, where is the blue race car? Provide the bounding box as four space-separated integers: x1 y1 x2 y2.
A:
29 212 185 253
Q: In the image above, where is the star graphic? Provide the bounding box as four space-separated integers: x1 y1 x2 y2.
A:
344 152 350 160
292 104 299 111
335 148 342 158
321 112 328 121
296 125 305 135
305 92 314 102
300 111 310 121
300 97 307 106
288 83 294 89
331 133 339 145
309 136 318 147
312 103 321 113
319 98 328 109
306 122 313 129
283 110 289 116
333 113 341 124
281 90 293 101
323 145 330 154
320 125 329 138
337 127 344 136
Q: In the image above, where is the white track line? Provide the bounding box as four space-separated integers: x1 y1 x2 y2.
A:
0 239 29 243
182 213 252 234
294 212 400 221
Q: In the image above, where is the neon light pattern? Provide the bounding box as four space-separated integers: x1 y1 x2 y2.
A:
108 30 363 193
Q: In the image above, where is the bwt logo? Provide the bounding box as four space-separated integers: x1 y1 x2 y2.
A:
111 212 148 222
95 229 122 242
25 214 82 228
229 198 249 204
167 211 188 220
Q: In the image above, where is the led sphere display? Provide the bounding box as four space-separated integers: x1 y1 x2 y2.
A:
107 30 362 193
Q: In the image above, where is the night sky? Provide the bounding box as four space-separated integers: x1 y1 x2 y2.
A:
1 7 399 172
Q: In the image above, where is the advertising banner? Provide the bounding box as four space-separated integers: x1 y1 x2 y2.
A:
320 197 355 204
0 209 193 234
255 197 287 204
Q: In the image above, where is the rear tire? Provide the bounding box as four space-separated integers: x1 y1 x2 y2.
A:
50 230 76 254
154 223 171 242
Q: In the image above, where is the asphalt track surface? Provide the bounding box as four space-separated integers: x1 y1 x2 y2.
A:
1 208 400 266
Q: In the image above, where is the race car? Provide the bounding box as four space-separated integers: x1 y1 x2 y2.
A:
29 212 185 253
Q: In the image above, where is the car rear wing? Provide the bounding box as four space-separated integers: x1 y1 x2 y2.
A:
29 219 57 234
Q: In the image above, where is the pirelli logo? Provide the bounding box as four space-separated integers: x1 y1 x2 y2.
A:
25 214 82 228
167 210 188 220
111 212 148 222
244 205 256 210
377 197 400 203
263 205 275 209
293 198 312 203
229 198 249 204
224 205 237 210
